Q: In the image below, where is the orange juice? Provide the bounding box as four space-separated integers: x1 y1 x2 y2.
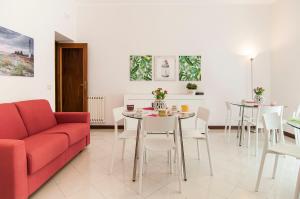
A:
181 105 189 112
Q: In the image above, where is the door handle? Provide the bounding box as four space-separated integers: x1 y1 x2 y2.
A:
80 81 87 89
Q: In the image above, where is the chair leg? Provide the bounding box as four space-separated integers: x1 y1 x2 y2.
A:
144 150 147 164
110 138 117 174
174 138 182 193
272 154 279 179
247 124 251 149
169 150 173 174
138 140 144 194
225 115 228 136
294 166 300 199
205 137 213 176
197 139 200 160
122 140 126 160
295 131 298 145
228 114 232 138
255 128 259 156
255 152 267 191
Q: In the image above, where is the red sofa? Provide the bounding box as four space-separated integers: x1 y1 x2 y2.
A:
0 99 90 199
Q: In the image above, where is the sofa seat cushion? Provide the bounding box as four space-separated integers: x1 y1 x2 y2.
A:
0 103 28 139
15 100 57 136
42 123 89 146
24 134 68 174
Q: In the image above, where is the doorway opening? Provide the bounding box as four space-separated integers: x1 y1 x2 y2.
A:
55 32 88 112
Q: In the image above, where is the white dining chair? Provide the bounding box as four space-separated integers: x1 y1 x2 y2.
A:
246 105 283 155
138 116 182 194
183 107 213 176
292 105 300 145
224 102 233 138
255 112 300 199
110 107 137 173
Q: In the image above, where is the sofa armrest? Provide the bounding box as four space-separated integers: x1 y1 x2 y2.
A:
54 112 90 124
0 139 28 199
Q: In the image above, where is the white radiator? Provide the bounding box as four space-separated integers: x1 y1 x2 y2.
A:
88 96 105 125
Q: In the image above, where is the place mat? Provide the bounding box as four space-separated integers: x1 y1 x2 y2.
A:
288 118 300 125
143 107 154 111
147 114 158 117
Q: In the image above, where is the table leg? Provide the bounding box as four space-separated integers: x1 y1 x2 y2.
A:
178 118 187 181
132 119 141 182
237 106 242 138
239 107 245 146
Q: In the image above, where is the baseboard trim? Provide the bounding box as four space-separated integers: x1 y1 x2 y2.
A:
91 125 237 130
90 125 295 139
284 131 295 139
90 125 123 129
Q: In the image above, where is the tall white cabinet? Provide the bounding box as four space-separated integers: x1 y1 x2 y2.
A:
124 94 205 130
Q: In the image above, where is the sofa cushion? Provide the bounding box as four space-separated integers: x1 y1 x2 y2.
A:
24 133 68 174
15 100 57 136
0 103 28 139
42 123 89 145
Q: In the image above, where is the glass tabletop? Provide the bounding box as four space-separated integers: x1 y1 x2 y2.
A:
287 120 300 130
230 102 259 108
122 110 195 120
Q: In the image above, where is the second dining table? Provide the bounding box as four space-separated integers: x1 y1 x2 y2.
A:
230 101 258 146
122 109 195 182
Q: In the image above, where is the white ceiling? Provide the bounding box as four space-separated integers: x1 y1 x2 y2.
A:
76 0 277 5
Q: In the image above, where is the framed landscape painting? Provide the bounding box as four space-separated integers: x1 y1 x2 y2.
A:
130 55 152 81
179 55 201 81
154 56 176 81
0 26 34 77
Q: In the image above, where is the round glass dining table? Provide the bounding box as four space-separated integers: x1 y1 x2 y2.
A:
122 110 195 182
287 120 300 130
230 102 258 146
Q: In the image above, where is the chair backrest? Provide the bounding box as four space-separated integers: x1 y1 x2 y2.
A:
196 107 210 123
256 105 283 127
113 107 125 123
262 112 284 149
293 105 300 118
225 102 231 111
142 116 177 133
194 107 210 132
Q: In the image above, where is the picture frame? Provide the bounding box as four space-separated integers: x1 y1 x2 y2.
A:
154 56 176 81
0 26 34 77
179 55 201 81
129 55 152 81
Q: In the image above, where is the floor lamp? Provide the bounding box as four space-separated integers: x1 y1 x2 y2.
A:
250 57 254 99
250 57 254 118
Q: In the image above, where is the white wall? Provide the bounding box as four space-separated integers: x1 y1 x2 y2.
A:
271 0 300 131
76 2 272 125
0 0 76 108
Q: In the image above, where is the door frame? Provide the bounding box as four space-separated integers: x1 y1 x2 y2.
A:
55 43 88 112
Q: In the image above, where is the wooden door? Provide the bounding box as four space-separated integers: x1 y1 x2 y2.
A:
55 43 88 112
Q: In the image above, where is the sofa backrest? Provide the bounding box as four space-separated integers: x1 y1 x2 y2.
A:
15 99 57 136
0 103 28 139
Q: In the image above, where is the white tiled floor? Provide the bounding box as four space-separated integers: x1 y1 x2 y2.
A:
30 130 299 199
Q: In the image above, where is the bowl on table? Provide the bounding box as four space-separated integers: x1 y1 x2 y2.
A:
126 104 134 112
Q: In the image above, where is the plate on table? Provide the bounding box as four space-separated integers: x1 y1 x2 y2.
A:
179 111 192 115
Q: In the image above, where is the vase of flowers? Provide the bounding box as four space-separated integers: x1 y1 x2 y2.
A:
186 83 197 95
254 87 265 104
152 88 168 110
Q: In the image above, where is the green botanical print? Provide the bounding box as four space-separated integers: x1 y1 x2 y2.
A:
130 55 152 81
179 56 201 81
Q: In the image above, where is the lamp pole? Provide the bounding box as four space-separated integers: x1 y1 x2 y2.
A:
250 57 255 120
250 57 254 100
